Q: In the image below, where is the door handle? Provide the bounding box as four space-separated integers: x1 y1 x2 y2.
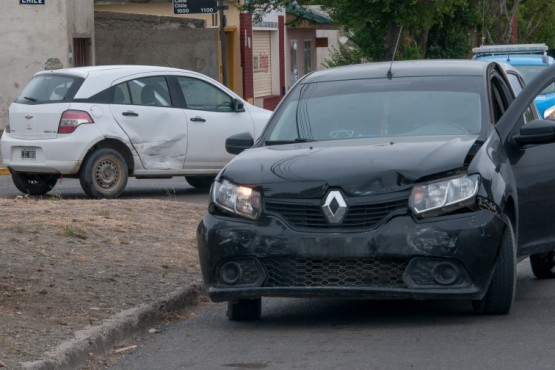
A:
190 116 206 122
122 111 139 117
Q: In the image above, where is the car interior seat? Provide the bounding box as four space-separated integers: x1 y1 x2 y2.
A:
141 85 157 106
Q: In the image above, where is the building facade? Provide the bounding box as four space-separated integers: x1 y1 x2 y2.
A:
0 0 94 128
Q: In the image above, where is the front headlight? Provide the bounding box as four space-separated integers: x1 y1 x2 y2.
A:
409 175 480 217
211 179 261 220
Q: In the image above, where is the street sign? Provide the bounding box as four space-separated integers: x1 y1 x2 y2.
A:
173 0 217 15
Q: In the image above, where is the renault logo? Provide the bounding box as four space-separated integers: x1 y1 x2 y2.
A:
322 190 348 224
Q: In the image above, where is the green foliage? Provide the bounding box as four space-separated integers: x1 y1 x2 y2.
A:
322 43 366 68
243 0 555 63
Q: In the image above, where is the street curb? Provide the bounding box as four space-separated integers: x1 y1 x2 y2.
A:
20 283 205 370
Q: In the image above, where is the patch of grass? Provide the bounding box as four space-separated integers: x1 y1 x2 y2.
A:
15 225 26 234
63 225 88 240
95 209 110 218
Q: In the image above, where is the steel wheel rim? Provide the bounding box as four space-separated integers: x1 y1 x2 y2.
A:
94 159 121 190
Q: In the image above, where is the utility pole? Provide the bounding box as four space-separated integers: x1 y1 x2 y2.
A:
218 0 228 86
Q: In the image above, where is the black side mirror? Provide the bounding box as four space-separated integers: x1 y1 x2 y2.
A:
233 98 245 112
226 132 254 155
513 119 555 146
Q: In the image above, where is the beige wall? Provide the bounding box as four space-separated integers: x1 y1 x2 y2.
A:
0 0 94 129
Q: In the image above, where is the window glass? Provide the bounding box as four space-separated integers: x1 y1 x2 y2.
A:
506 72 536 123
113 83 131 104
124 76 171 107
176 76 233 112
304 40 312 74
514 65 555 94
267 76 486 142
15 74 83 104
290 40 298 86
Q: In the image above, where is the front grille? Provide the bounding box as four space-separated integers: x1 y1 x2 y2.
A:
264 198 407 229
261 257 408 288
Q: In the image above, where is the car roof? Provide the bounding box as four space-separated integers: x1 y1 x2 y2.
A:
301 60 492 84
34 65 188 79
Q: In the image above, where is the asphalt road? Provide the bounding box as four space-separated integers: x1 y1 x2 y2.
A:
107 261 555 370
0 173 210 204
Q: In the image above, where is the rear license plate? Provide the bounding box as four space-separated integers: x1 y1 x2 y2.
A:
21 148 36 159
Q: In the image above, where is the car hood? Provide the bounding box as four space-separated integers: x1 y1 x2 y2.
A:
220 135 479 198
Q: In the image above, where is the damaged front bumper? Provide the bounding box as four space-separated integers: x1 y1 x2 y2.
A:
197 209 505 302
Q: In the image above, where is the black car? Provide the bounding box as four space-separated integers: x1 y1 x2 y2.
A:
197 60 555 320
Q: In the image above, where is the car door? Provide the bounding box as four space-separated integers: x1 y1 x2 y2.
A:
495 63 555 256
109 75 188 171
173 75 255 170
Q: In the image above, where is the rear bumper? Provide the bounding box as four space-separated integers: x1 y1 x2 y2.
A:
197 209 505 302
0 126 104 175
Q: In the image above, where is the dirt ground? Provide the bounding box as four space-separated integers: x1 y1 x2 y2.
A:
0 196 207 369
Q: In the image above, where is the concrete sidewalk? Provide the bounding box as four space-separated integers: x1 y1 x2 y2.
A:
23 284 204 370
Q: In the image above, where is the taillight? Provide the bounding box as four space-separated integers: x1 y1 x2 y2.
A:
58 110 94 134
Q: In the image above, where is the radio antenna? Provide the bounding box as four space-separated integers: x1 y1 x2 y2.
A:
387 26 403 80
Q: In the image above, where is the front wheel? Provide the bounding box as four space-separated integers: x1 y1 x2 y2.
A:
530 252 555 279
11 172 59 196
472 220 516 315
226 298 261 321
79 148 128 199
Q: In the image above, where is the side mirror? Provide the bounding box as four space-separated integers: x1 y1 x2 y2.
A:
513 119 555 146
226 132 254 155
233 98 245 112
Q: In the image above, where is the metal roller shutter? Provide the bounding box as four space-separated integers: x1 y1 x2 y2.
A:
253 31 272 97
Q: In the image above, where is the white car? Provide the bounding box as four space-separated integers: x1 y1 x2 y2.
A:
1 65 272 198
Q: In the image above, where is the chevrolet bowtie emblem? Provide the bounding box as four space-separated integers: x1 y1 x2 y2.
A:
322 190 348 224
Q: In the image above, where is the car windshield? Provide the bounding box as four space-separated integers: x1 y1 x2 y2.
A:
15 74 84 104
513 65 555 94
266 76 486 143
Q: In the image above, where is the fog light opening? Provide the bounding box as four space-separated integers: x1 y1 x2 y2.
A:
220 261 242 285
431 262 459 285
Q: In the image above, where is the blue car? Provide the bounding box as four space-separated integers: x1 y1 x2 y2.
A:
473 44 555 119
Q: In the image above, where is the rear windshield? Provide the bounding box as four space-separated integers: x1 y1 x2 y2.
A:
15 74 84 104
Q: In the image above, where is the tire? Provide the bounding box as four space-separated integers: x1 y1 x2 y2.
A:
530 252 555 279
185 176 215 189
11 172 58 196
226 298 261 321
79 148 128 199
472 220 516 315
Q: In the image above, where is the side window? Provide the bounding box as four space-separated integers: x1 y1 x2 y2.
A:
506 72 536 124
113 83 131 104
491 76 512 124
114 76 171 107
176 76 234 112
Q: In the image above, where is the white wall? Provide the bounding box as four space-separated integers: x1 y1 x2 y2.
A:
0 0 94 129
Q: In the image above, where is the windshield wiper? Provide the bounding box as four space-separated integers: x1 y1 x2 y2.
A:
23 96 37 102
265 138 317 145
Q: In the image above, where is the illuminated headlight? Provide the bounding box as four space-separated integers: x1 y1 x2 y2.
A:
211 179 261 220
409 175 480 217
544 106 555 120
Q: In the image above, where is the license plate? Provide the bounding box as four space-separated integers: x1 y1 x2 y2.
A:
21 148 36 159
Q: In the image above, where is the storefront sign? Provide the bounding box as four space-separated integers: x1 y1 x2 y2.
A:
20 0 45 4
173 0 217 14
